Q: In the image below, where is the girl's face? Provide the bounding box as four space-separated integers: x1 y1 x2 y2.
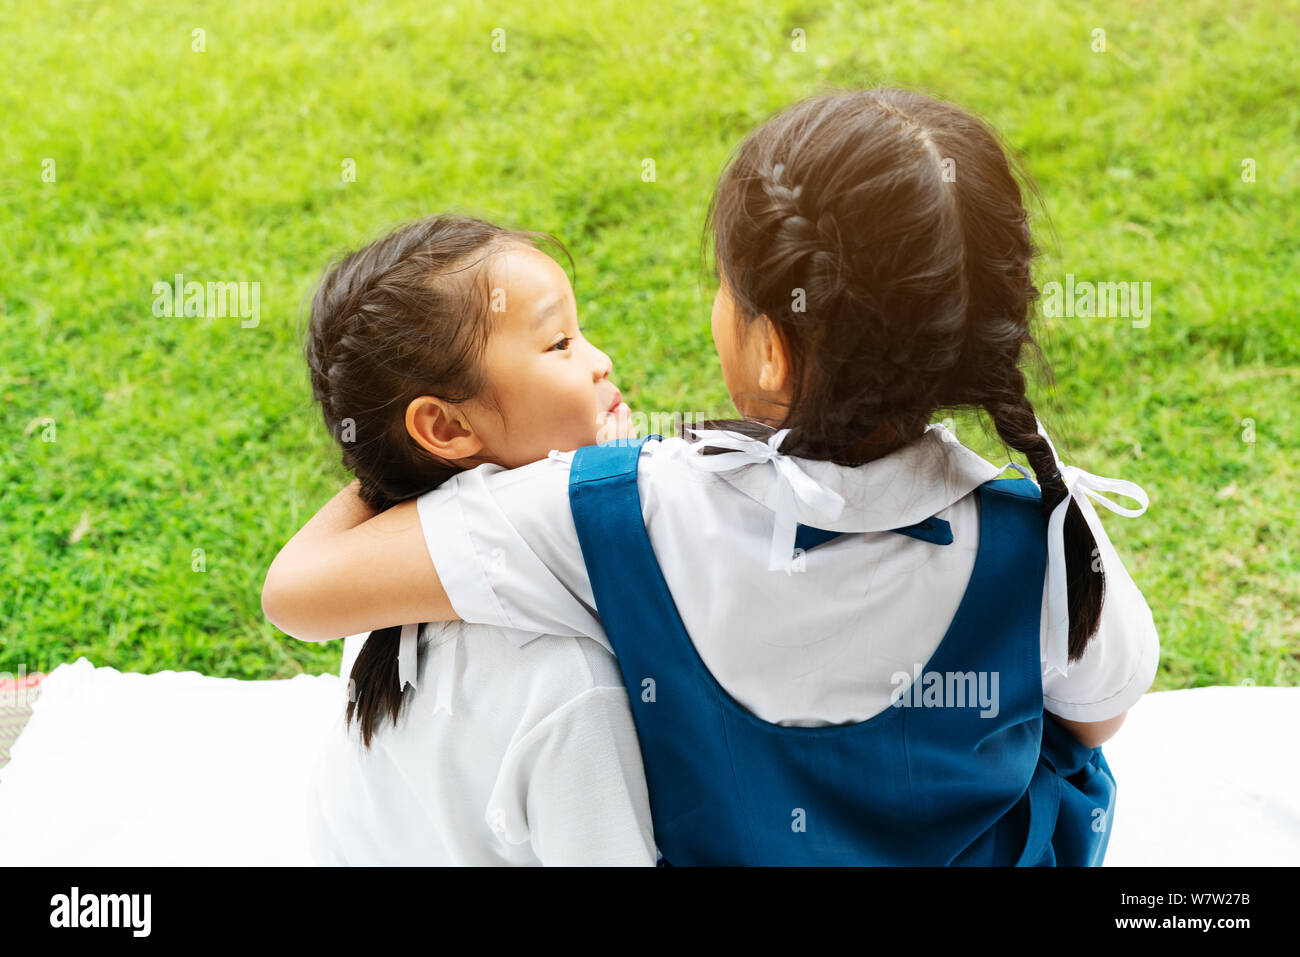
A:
462 243 628 469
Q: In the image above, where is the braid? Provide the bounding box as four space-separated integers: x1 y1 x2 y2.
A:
982 361 1106 662
728 130 966 464
753 161 845 291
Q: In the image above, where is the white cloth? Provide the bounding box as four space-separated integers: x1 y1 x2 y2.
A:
1 661 1293 865
1098 686 1300 865
0 648 653 867
415 422 1159 725
308 622 656 866
0 658 341 865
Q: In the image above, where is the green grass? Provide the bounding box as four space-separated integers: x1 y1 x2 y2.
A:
1 0 1297 689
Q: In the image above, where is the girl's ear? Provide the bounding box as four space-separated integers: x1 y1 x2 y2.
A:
756 317 792 397
405 396 484 462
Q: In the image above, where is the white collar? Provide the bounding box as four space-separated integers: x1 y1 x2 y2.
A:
685 423 1005 536
682 420 1150 679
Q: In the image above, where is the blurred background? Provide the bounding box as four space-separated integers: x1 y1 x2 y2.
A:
2 0 1296 687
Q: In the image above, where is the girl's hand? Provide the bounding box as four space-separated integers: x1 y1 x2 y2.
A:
596 402 636 443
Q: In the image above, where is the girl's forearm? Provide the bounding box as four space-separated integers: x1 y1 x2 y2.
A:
301 479 381 534
262 482 459 640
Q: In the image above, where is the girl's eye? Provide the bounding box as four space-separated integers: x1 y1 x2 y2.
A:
549 336 573 352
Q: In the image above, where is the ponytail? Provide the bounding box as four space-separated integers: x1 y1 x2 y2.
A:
306 214 568 748
345 625 419 749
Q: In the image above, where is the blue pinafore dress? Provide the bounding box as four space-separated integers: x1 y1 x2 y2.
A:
568 436 1117 866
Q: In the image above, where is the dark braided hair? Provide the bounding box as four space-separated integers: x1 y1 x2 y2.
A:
701 87 1106 661
304 213 570 746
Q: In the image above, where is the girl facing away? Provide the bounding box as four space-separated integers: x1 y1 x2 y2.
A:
297 214 654 865
266 88 1159 866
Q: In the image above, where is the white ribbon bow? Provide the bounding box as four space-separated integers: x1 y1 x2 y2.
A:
685 428 847 573
1033 417 1149 678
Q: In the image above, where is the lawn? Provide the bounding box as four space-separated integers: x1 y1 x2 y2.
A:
1 0 1297 688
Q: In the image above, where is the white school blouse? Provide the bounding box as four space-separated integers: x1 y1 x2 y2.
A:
414 423 1160 727
305 622 657 866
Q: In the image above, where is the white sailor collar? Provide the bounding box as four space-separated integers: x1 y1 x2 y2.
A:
676 419 1150 680
680 422 1006 535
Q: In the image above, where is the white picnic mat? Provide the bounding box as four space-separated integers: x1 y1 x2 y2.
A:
1 658 1296 865
1099 685 1300 865
0 658 343 866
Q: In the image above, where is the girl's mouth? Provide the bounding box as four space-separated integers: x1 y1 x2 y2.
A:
607 389 625 415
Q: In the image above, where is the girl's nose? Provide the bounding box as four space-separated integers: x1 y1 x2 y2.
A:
592 345 613 381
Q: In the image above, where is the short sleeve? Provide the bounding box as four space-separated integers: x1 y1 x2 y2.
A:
1041 492 1160 723
486 686 658 866
415 454 610 649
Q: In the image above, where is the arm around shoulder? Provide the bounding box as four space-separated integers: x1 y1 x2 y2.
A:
262 488 460 641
